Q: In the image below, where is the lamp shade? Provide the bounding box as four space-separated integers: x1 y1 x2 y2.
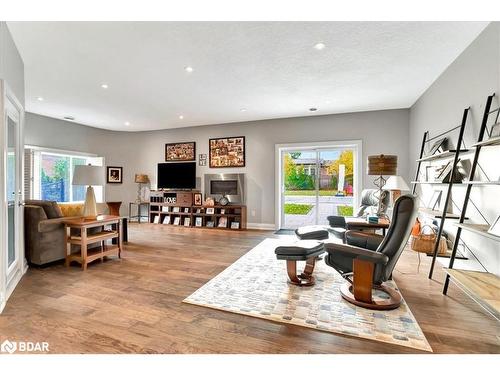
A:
72 165 104 186
135 174 150 184
384 175 410 191
367 154 397 176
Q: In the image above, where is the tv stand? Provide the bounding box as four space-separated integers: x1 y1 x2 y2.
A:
149 190 247 230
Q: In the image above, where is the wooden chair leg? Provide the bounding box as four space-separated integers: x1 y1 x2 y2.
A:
286 259 315 286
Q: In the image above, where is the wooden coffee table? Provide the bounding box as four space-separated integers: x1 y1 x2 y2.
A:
63 215 123 270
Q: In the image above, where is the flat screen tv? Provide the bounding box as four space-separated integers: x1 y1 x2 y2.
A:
157 162 196 189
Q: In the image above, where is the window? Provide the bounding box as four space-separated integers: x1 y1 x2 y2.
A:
29 147 104 203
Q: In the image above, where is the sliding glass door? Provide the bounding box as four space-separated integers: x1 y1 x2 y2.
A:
279 142 359 230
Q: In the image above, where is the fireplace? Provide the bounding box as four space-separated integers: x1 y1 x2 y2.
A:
204 173 245 204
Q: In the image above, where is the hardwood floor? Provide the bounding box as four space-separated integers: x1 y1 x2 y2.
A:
0 223 499 354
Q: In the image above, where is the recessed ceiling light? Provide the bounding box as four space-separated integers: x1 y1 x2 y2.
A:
314 42 326 50
179 115 184 120
63 116 75 121
184 66 194 73
309 107 318 112
101 84 109 89
240 108 247 112
37 97 44 101
124 121 130 126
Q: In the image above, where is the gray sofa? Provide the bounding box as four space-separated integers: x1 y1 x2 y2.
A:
23 200 111 266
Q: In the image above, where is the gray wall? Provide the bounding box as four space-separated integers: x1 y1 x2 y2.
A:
0 22 24 106
25 108 410 227
409 22 500 275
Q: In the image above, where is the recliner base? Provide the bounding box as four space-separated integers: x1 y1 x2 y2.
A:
340 282 402 310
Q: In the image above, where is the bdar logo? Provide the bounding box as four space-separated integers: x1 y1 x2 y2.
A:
1 339 17 354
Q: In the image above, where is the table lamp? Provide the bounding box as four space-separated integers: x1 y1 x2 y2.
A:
384 175 410 202
367 154 398 216
73 165 105 219
135 174 150 202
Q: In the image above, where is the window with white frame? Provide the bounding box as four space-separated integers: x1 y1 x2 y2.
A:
27 147 104 203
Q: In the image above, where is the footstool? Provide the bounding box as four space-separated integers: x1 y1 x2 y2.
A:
294 225 329 240
275 240 325 286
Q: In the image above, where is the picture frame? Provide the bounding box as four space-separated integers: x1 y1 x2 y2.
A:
488 122 500 138
193 193 203 206
206 221 214 228
184 217 191 227
206 207 215 215
173 206 180 213
487 215 500 237
428 190 442 210
218 217 228 228
209 136 245 168
165 142 196 162
428 137 449 156
153 215 159 224
434 161 451 182
220 209 225 215
195 217 203 227
106 166 123 183
163 216 170 225
184 207 189 213
230 221 240 230
199 154 207 167
173 217 181 226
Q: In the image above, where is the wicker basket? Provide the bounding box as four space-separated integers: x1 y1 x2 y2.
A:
410 225 448 255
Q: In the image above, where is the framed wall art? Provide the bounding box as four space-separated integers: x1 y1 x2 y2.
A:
199 154 207 166
165 142 196 161
209 136 245 168
107 166 123 183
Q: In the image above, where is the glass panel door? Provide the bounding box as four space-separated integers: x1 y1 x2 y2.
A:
317 149 355 225
282 150 317 229
6 114 19 273
280 146 357 229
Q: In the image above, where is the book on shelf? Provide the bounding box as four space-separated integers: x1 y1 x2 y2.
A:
173 217 181 225
184 217 191 227
153 215 160 224
195 217 203 227
162 215 170 224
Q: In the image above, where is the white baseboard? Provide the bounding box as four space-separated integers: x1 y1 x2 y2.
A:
247 223 276 231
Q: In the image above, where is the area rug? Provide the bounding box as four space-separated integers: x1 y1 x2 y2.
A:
183 238 432 352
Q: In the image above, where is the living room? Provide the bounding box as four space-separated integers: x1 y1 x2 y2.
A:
1 1 499 372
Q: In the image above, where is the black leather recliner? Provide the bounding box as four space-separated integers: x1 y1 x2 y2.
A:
327 189 390 242
324 194 418 310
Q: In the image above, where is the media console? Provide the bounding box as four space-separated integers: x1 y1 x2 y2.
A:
149 190 247 230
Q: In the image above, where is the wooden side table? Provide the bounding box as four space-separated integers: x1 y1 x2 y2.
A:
63 215 122 270
129 202 150 223
345 217 390 235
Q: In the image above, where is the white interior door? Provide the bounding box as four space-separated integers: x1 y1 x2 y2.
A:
1 81 25 310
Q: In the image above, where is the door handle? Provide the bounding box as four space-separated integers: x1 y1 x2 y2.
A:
18 202 25 207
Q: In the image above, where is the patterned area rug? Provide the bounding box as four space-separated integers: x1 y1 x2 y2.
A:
183 238 432 352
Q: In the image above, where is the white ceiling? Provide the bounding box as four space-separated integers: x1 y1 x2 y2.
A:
8 21 488 132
